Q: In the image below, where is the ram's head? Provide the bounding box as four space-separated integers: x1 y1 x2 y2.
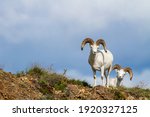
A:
112 64 133 81
81 38 107 54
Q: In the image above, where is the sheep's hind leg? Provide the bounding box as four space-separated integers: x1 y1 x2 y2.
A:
106 77 109 87
106 66 112 87
104 70 108 87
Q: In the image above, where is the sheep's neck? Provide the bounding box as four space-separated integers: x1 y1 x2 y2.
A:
89 50 97 65
116 78 122 87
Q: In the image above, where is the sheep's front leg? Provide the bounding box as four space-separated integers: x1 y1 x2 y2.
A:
92 69 96 87
100 66 104 86
106 66 112 87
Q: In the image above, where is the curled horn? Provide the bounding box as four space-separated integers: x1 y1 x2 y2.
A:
112 64 121 70
81 38 94 50
124 67 133 80
96 39 107 52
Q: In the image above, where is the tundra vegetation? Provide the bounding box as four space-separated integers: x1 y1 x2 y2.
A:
0 65 150 100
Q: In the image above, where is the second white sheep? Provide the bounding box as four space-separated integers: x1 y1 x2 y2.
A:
109 64 133 87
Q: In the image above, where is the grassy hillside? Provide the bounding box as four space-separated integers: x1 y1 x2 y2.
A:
0 66 150 100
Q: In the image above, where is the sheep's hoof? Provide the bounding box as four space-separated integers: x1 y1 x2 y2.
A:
106 85 109 88
92 85 95 88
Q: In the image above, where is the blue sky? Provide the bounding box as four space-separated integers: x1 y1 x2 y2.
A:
0 0 150 87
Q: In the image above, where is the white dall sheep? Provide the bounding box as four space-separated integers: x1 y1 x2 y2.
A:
81 38 113 87
109 64 133 87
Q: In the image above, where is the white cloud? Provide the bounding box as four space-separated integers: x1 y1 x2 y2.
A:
1 0 150 43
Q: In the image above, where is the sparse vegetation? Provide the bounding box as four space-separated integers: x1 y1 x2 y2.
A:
124 87 150 99
110 86 150 100
0 65 150 100
16 65 91 99
16 70 26 77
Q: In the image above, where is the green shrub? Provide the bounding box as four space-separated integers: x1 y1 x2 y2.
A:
114 90 126 100
26 65 48 78
16 71 26 77
54 83 67 91
68 79 91 87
